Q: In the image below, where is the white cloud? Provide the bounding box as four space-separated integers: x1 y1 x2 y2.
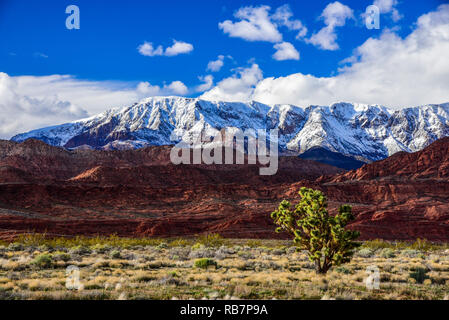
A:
166 80 189 95
0 73 191 139
219 5 282 42
306 1 354 50
195 75 214 92
165 40 194 56
272 4 308 39
138 40 193 57
219 5 307 42
137 42 164 56
137 80 189 96
207 55 225 72
203 5 449 109
272 42 300 61
374 0 402 22
34 52 49 59
200 64 263 102
0 72 88 139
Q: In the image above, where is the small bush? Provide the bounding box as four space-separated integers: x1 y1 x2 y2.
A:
357 248 374 258
7 243 23 251
335 266 352 274
409 267 429 284
110 250 121 259
32 254 52 268
379 248 396 258
401 249 420 258
53 252 71 262
194 258 217 269
69 245 91 255
246 240 262 247
91 244 111 253
156 242 168 250
191 243 204 251
196 234 225 248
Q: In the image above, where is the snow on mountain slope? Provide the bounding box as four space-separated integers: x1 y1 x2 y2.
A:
11 97 449 161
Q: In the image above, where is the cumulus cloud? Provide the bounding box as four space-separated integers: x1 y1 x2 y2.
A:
207 55 225 72
200 64 263 102
219 5 306 42
138 40 193 57
0 73 87 139
0 72 191 139
137 80 189 96
219 5 282 42
203 5 449 109
165 80 189 95
195 75 214 92
272 42 300 61
272 4 308 39
137 42 164 57
165 40 194 56
306 1 354 50
374 0 402 22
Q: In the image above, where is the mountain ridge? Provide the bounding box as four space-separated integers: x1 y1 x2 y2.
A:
11 96 449 162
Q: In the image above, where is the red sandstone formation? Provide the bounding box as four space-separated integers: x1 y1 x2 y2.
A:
0 138 448 241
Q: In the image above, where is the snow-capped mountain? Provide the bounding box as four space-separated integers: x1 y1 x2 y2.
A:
11 96 449 162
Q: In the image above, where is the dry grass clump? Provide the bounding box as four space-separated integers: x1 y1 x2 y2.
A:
0 235 449 300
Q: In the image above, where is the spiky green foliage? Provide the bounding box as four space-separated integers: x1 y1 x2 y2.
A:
32 253 53 268
194 258 218 269
271 187 360 274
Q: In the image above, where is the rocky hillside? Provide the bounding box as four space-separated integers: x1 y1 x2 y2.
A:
0 138 448 241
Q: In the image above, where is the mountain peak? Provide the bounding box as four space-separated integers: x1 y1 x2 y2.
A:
10 98 449 162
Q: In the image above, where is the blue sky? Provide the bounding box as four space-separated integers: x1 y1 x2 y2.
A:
1 0 449 138
0 0 442 84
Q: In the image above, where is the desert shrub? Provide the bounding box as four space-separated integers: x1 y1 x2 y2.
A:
379 248 396 258
32 254 52 268
409 267 429 284
69 245 91 255
271 187 360 274
168 271 179 278
156 242 168 250
189 248 215 259
363 239 392 250
110 250 121 259
169 248 189 261
194 258 217 269
53 252 71 262
287 247 298 255
335 266 352 274
214 246 234 260
196 234 225 248
409 239 434 251
401 249 420 258
7 243 23 251
216 245 235 255
246 240 262 247
271 248 285 256
357 248 374 258
237 251 255 260
191 243 205 251
91 244 111 253
169 238 191 247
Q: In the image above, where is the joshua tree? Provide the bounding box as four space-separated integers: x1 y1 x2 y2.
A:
271 187 360 274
